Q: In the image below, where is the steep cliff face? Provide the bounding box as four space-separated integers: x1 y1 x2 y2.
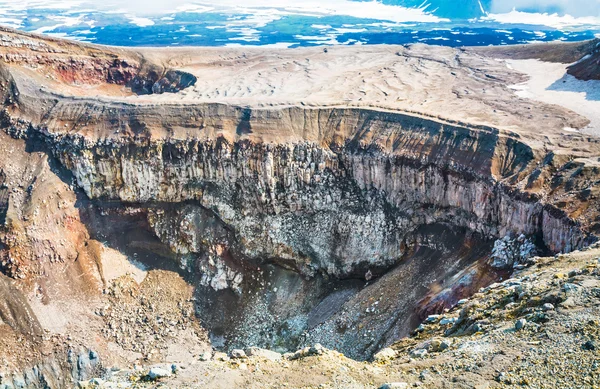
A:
31 104 587 280
567 40 600 81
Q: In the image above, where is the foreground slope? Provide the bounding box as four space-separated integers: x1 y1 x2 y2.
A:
72 243 600 389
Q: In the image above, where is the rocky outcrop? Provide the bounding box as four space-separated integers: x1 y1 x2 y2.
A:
474 38 600 67
567 40 600 81
489 234 537 269
0 28 195 95
129 67 197 95
0 349 103 389
150 70 197 95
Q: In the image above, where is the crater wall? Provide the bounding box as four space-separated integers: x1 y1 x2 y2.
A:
21 103 590 278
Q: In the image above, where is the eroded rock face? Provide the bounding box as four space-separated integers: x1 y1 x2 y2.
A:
0 347 103 389
0 29 196 96
567 39 600 81
151 70 197 95
0 273 42 340
490 234 537 269
36 105 590 279
130 68 198 95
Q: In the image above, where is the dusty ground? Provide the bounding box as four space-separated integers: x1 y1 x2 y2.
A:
506 59 600 136
1 27 596 153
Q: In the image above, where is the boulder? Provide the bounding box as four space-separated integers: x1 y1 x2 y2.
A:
214 352 230 362
147 367 171 380
379 383 409 389
409 349 428 358
287 344 326 360
245 347 282 361
230 349 247 359
372 348 397 362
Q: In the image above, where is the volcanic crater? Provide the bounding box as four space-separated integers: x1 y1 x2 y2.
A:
0 28 600 388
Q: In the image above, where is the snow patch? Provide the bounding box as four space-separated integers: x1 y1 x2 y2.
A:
481 9 600 29
128 17 155 27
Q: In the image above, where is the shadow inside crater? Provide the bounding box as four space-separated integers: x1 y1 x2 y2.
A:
76 196 503 360
21 129 508 361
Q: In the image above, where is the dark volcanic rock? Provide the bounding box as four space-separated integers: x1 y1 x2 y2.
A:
567 40 600 81
151 70 197 94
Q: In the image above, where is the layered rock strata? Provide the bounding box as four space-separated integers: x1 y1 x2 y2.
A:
26 104 591 279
